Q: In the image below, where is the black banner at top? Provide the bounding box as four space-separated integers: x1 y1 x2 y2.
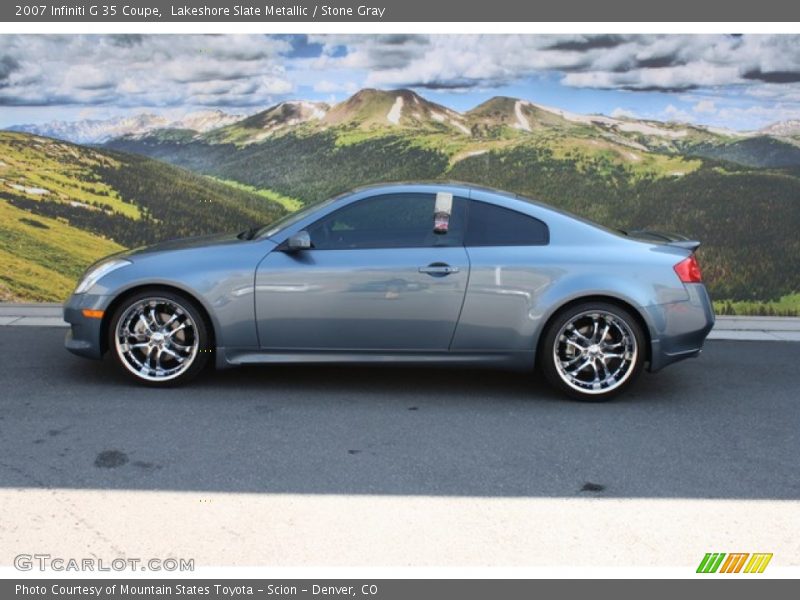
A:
3 0 800 22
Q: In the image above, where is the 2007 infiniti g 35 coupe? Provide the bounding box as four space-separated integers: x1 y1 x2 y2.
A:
64 183 714 400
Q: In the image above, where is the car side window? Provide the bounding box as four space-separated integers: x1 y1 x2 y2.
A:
465 200 549 246
306 193 466 250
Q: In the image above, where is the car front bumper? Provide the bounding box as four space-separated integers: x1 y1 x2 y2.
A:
63 293 112 359
645 283 715 372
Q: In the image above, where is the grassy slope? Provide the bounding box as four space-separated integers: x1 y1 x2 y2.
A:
0 200 123 301
205 176 303 211
0 131 141 219
1 131 286 301
714 294 800 317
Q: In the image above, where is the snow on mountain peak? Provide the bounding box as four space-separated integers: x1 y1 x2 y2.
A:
386 96 404 124
8 110 245 144
759 119 800 137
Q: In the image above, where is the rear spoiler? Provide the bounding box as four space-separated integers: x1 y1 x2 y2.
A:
621 229 701 252
666 240 701 252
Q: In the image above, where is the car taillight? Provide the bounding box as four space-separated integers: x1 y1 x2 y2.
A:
674 254 703 283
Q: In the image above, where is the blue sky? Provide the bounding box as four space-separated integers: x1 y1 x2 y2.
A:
1 34 800 130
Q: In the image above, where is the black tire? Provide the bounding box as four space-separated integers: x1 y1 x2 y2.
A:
107 289 211 387
539 301 646 401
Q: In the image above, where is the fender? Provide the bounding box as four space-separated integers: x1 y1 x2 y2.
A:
92 240 276 349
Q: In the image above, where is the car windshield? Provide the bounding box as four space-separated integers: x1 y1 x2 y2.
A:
254 195 341 239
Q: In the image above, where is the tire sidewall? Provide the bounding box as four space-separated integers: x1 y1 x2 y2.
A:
540 301 646 401
108 289 211 387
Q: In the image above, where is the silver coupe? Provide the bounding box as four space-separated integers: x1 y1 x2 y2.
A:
64 183 714 400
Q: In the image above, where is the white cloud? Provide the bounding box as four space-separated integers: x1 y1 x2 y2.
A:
308 35 590 90
745 83 800 103
693 100 717 114
563 61 742 91
611 107 638 119
0 35 293 108
663 104 695 123
715 103 800 128
3 33 800 130
308 34 800 99
312 79 358 94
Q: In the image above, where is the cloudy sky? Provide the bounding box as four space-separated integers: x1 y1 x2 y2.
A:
1 34 800 130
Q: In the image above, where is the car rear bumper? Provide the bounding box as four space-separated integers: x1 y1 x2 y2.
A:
63 293 111 359
645 283 715 372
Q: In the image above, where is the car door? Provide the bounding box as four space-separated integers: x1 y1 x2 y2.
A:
451 192 553 352
255 192 470 351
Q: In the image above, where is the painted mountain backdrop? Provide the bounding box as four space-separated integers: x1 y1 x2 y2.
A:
9 110 245 145
3 88 800 314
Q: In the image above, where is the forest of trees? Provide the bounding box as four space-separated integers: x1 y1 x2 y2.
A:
109 132 450 203
109 132 800 304
449 145 800 302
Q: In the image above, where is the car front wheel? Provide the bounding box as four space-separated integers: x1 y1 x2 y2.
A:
108 290 210 386
540 301 645 401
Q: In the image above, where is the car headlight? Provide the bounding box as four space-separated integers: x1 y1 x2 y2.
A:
74 259 131 294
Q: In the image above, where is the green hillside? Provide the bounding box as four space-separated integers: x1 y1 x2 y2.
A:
105 91 800 314
680 136 800 169
0 131 286 301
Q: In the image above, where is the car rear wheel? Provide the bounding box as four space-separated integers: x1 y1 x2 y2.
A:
540 302 645 401
109 290 210 386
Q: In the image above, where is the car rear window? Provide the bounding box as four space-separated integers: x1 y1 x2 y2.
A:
466 200 549 246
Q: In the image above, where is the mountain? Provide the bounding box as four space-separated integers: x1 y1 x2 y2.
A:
0 131 286 301
172 110 246 133
198 89 471 146
681 136 800 169
465 97 576 136
9 110 244 144
136 90 800 171
105 89 721 201
322 88 470 133
46 89 794 172
759 119 800 137
103 89 800 309
204 101 329 145
463 99 800 168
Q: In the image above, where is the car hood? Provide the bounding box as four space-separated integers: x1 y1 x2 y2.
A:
123 232 244 258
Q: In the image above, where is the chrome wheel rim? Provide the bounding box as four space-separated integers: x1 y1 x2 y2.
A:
553 310 637 395
114 297 199 382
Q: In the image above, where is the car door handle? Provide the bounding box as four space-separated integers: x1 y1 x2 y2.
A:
419 264 460 275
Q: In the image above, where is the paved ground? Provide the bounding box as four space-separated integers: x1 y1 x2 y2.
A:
0 327 798 568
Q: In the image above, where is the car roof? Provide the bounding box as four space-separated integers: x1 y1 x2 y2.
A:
345 180 538 204
344 180 584 219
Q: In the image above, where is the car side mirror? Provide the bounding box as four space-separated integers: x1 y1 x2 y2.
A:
286 230 312 252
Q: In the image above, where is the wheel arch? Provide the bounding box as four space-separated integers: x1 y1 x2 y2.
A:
99 283 217 356
534 294 653 366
